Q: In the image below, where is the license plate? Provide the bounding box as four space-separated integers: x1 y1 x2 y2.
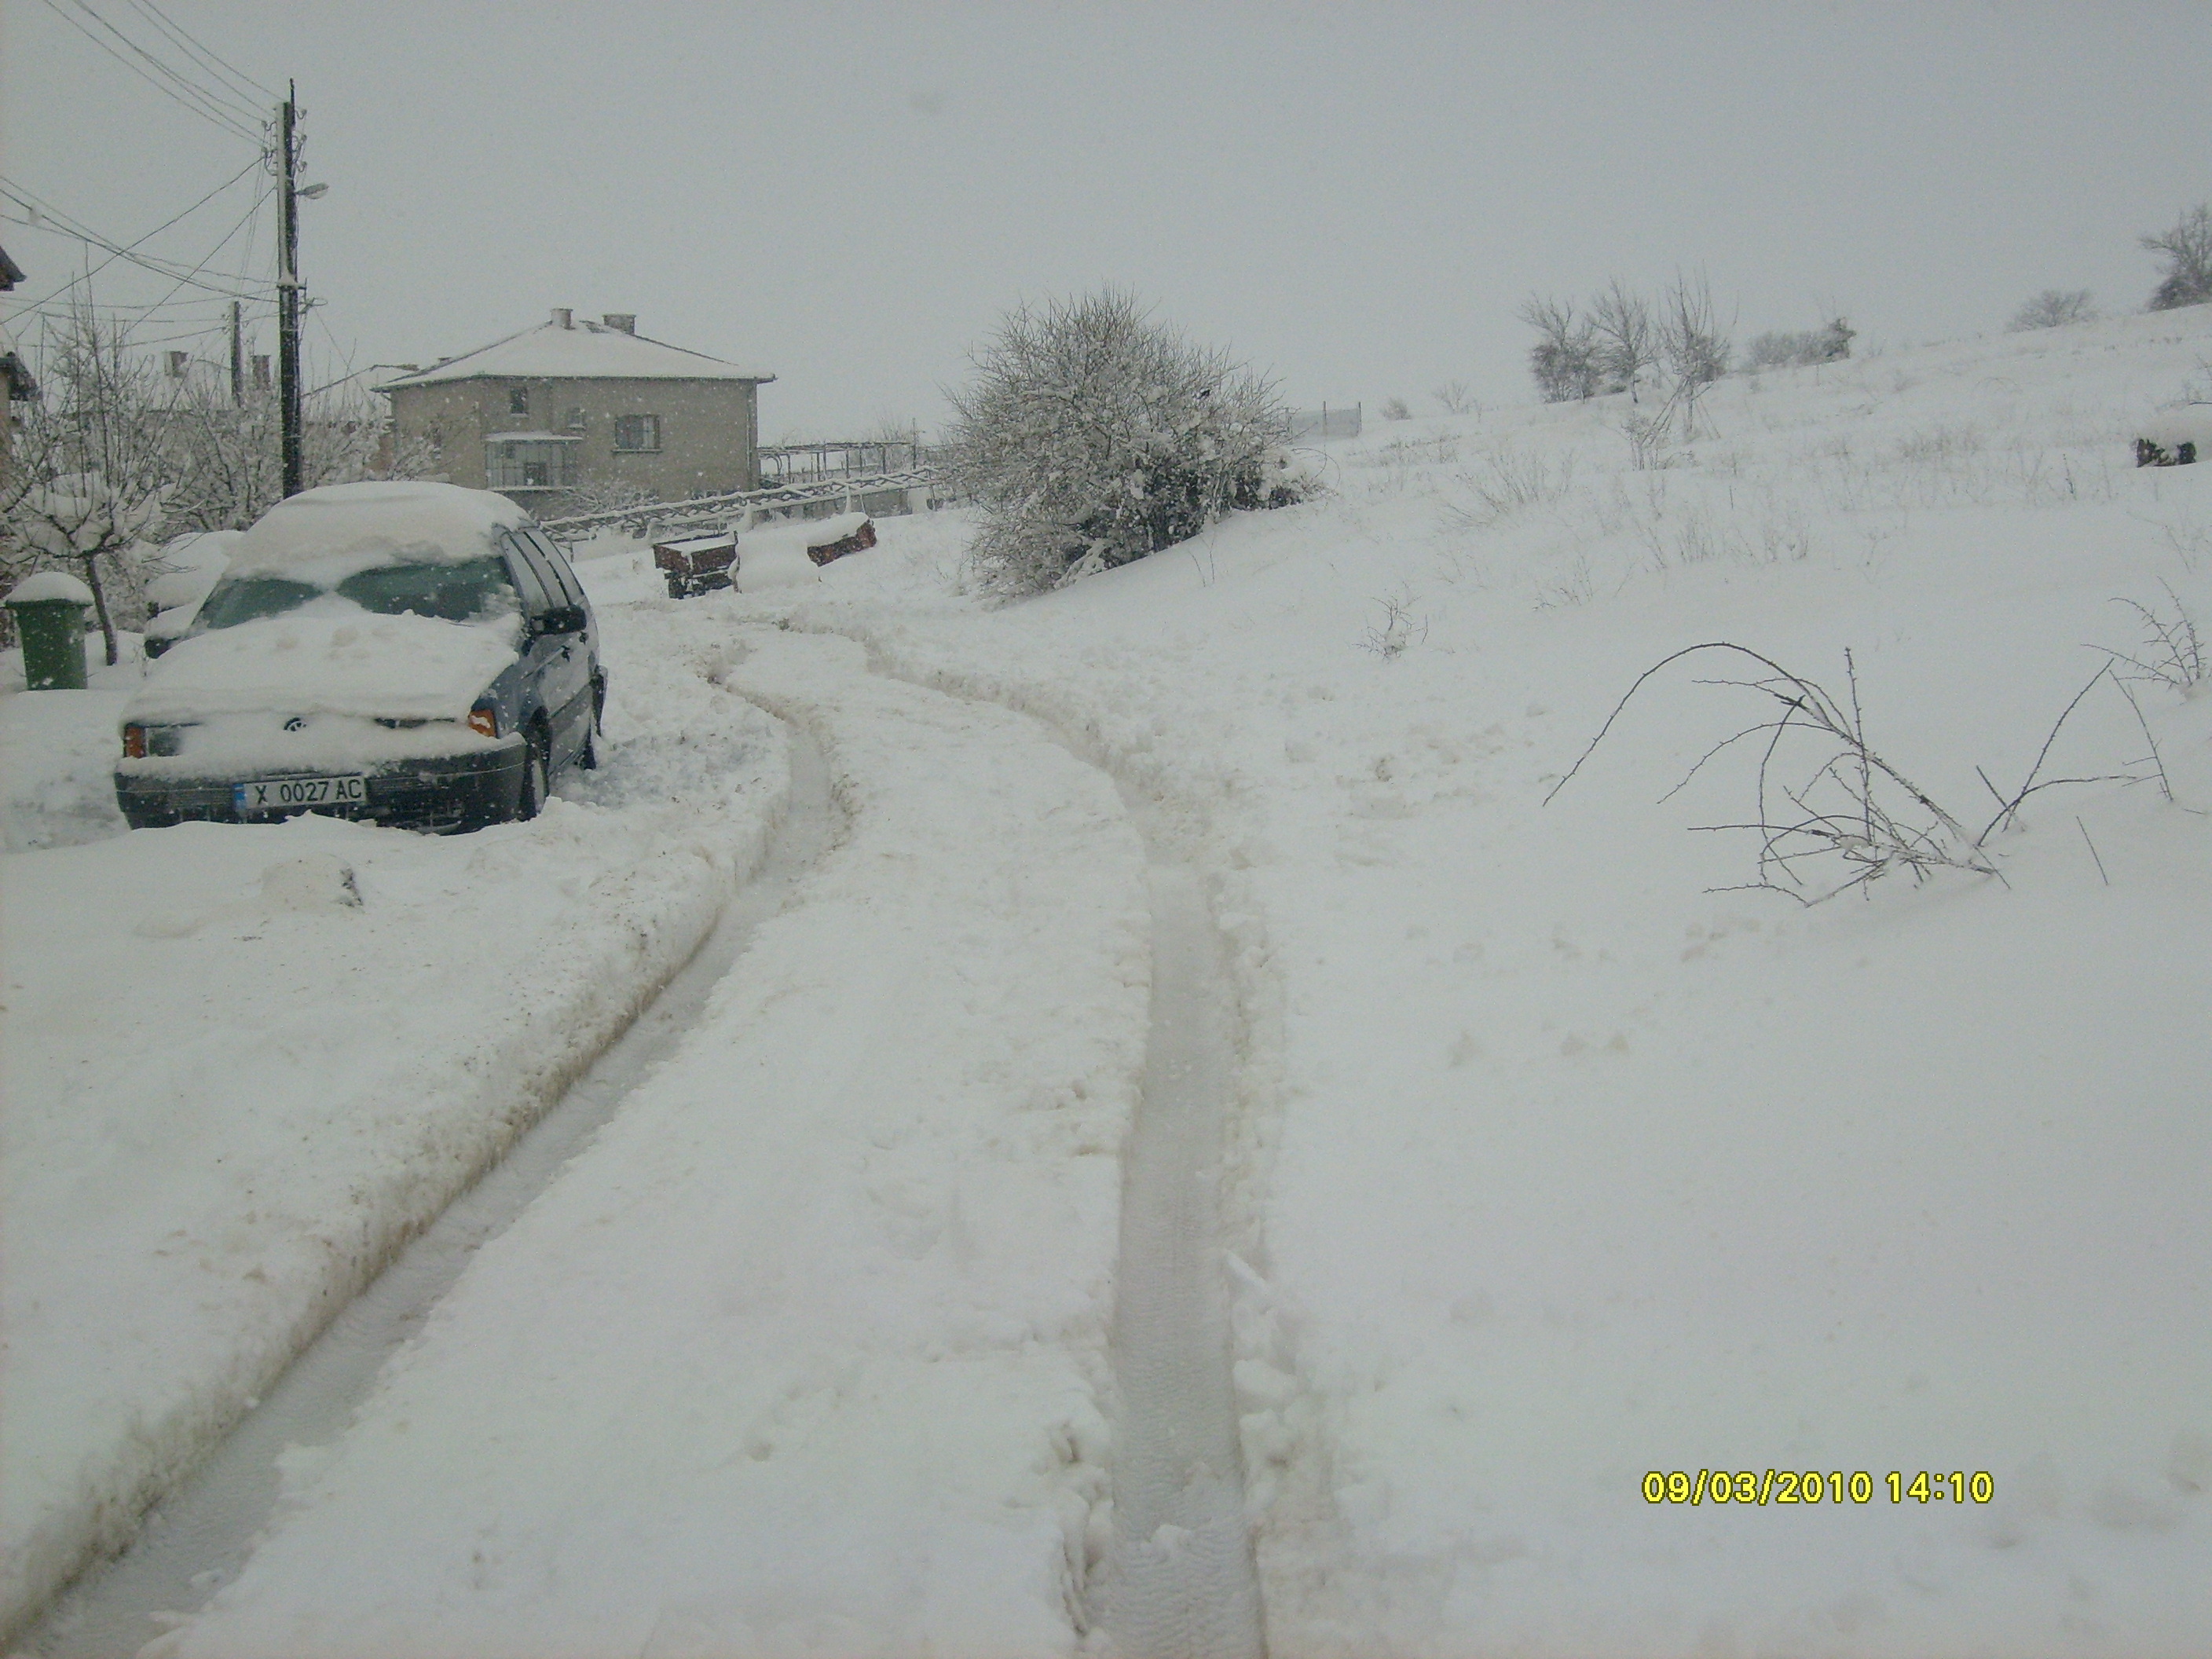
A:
234 775 369 812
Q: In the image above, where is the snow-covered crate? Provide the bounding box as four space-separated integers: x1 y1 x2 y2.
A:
651 532 738 599
2135 408 2212 466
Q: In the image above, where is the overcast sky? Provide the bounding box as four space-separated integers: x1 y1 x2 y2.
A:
4 2 2207 440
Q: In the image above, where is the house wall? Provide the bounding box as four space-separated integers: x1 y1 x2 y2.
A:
387 375 760 504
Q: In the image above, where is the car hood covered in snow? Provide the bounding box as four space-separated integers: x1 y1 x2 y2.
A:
123 610 519 723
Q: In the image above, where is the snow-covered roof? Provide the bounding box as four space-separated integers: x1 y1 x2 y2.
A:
376 317 772 390
225 482 533 580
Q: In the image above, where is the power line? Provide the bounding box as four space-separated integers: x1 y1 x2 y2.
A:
2 161 274 302
33 0 263 143
122 0 275 106
72 0 265 123
70 0 266 126
132 182 275 318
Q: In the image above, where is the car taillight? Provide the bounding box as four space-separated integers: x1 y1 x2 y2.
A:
123 724 148 759
467 705 499 738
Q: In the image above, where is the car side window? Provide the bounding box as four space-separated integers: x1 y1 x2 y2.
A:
525 529 588 612
500 533 557 618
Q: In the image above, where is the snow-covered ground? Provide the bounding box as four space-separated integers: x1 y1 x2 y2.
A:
0 603 789 1643
150 629 1150 1658
6 307 2210 1657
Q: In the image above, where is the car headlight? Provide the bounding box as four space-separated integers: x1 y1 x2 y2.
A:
122 724 187 757
467 704 499 738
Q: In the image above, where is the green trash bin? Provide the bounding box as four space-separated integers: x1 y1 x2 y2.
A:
5 571 94 691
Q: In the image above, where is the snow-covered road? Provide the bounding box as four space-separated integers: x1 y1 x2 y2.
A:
146 630 1195 1657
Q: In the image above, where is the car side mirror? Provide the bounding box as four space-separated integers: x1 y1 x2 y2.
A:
535 604 587 635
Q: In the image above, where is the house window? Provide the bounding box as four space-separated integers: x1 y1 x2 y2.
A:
613 414 661 452
509 386 529 416
565 406 586 433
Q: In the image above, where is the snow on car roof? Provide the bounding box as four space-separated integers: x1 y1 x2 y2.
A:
224 482 533 581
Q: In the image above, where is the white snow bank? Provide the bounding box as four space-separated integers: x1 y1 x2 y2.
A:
223 481 530 580
778 307 2212 1655
0 593 790 1645
121 610 519 724
160 630 1150 1657
0 687 133 850
727 512 874 592
4 569 95 606
2137 407 2212 453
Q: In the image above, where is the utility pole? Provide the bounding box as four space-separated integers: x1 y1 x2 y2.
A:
276 82 303 496
229 299 243 407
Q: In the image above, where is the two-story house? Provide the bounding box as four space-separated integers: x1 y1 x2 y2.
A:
377 309 773 510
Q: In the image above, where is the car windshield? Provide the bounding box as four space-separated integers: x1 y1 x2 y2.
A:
336 558 519 623
191 575 322 630
191 558 521 632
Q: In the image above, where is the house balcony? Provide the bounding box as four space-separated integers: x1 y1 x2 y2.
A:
485 432 582 491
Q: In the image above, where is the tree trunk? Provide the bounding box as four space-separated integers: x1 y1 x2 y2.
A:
80 551 120 667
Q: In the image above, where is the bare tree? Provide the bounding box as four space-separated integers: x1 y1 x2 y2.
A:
4 302 422 651
2142 203 2212 311
2009 288 2098 331
1516 295 1600 403
1590 279 1656 398
11 471 169 665
1655 273 1732 440
1430 381 1477 415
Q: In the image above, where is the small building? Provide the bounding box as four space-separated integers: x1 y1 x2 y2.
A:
376 309 773 511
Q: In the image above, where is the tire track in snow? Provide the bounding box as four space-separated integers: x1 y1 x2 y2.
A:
1104 855 1268 1659
13 730 837 1659
820 636 1268 1657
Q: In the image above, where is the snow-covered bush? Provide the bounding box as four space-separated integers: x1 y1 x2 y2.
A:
1742 318 1855 369
944 290 1306 598
2009 288 2098 331
2142 203 2212 312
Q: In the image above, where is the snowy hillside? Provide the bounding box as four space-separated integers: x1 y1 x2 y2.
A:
797 308 2212 1654
9 308 2208 1657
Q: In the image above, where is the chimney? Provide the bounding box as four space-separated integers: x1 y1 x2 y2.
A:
551 306 573 328
251 354 271 388
602 313 635 335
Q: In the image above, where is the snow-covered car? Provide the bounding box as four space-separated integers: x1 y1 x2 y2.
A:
141 529 242 659
114 482 606 833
